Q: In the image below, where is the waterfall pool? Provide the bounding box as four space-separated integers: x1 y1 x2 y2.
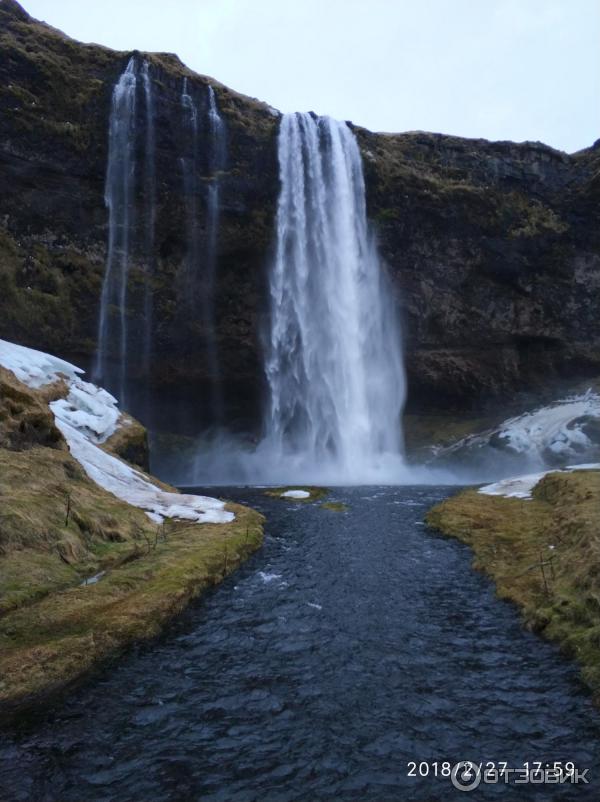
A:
1 486 598 801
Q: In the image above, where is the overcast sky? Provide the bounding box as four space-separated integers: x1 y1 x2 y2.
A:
23 0 600 153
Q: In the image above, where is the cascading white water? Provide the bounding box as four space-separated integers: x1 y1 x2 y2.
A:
95 58 156 410
262 112 407 482
94 57 137 404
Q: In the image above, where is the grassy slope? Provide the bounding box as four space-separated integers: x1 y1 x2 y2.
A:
426 470 600 700
0 503 263 720
0 367 264 719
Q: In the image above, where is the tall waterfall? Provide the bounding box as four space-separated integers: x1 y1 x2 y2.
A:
95 57 156 409
262 113 407 482
94 57 137 403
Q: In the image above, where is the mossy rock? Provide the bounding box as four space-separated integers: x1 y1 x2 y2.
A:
321 501 347 512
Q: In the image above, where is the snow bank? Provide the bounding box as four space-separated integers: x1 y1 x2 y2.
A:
435 391 600 470
53 416 233 524
0 338 233 525
0 339 118 442
479 463 600 500
497 393 600 460
0 339 83 388
281 489 311 499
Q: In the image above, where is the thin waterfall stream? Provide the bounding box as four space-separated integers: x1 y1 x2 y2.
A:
205 85 226 420
94 57 137 404
140 60 156 385
94 57 156 410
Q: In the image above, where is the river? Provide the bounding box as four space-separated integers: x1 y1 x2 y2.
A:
1 486 598 801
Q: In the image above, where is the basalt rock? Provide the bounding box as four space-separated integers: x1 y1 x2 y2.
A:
1 0 599 441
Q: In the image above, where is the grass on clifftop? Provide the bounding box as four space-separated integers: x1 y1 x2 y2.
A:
426 470 600 701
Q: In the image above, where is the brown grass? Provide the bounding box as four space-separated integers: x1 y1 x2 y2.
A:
426 470 600 700
0 503 263 720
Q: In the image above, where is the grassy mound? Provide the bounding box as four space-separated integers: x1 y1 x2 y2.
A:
426 470 600 700
321 501 347 512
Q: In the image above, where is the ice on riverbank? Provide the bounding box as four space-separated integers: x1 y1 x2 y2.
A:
479 463 600 499
0 339 233 525
433 392 600 477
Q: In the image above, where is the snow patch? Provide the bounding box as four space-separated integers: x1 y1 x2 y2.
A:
435 391 600 472
281 489 311 499
0 339 82 387
0 338 119 442
52 381 119 443
497 392 600 459
479 463 600 500
0 338 233 525
53 416 233 524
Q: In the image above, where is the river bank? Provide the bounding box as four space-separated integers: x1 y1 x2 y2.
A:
0 500 263 724
426 468 600 702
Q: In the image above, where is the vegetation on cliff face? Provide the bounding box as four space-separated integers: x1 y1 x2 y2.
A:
0 363 264 719
426 470 600 701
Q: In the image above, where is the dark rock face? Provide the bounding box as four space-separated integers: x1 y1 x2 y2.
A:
357 129 600 413
0 0 599 438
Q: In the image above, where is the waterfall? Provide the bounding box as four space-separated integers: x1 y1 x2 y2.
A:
94 57 137 404
95 57 156 410
180 78 200 299
141 60 156 380
205 85 226 419
180 80 225 422
262 112 407 482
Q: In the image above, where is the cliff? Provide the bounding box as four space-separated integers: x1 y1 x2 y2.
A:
1 0 599 442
